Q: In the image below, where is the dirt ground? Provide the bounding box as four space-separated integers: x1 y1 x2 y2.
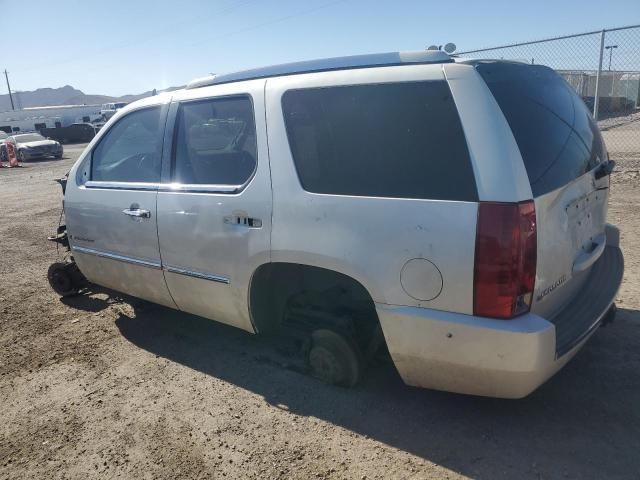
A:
1 145 639 480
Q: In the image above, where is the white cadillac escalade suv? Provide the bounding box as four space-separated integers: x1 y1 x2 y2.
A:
47 51 623 398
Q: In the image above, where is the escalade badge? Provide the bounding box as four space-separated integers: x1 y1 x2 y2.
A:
536 275 567 302
70 235 95 243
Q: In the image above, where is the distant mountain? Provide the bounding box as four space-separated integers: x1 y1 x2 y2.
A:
0 85 183 111
64 94 118 105
0 85 83 110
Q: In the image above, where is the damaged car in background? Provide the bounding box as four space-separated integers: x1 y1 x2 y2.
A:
11 133 63 161
0 131 10 162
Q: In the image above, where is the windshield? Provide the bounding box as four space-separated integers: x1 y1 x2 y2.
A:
13 134 46 143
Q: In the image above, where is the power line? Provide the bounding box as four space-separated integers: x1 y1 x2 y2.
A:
99 0 348 72
178 0 348 49
13 0 348 83
14 0 263 73
6 0 349 98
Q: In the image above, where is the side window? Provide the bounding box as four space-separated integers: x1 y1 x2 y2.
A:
172 96 257 186
91 107 163 183
281 81 477 201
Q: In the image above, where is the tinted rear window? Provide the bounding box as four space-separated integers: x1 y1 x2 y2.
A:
476 62 606 197
282 81 477 201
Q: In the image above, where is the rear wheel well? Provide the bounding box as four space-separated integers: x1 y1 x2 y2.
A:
249 263 384 356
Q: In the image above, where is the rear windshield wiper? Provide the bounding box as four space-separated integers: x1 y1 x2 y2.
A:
595 160 615 180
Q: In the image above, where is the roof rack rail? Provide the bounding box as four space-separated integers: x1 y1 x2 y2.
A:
186 50 452 89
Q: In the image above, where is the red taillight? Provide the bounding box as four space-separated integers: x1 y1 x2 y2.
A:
473 201 537 319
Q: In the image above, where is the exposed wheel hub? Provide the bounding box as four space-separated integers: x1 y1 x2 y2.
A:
307 329 362 387
309 345 344 384
47 262 82 297
51 270 72 292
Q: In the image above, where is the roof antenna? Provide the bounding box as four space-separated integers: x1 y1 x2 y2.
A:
427 43 456 54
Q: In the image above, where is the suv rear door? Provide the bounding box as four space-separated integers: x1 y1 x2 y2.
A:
155 80 271 333
475 61 610 320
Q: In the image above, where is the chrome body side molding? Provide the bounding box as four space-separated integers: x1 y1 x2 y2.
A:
72 246 230 284
72 245 162 270
163 265 230 284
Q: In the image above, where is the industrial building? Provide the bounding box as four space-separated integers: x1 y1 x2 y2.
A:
0 104 102 133
559 70 640 115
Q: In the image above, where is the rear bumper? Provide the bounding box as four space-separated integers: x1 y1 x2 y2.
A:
377 243 624 399
554 243 624 355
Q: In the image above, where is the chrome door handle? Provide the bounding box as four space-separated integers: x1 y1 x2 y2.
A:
223 215 262 228
122 208 151 218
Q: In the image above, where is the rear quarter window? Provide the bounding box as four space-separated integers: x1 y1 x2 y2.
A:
281 81 478 202
475 62 607 197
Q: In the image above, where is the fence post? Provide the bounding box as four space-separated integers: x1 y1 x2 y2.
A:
593 29 606 120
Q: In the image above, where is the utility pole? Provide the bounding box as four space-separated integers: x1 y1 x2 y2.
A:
3 69 15 111
593 30 606 120
605 44 618 71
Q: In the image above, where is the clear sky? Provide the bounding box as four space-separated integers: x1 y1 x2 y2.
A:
2 0 638 96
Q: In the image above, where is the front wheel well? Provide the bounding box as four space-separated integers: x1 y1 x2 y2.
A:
249 263 384 356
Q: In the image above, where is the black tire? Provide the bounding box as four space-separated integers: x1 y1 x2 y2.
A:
47 262 79 297
55 154 63 159
18 150 25 162
307 329 362 387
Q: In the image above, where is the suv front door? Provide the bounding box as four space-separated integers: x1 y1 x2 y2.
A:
156 80 271 333
65 103 176 308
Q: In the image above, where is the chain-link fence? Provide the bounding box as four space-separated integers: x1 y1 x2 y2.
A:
458 25 640 169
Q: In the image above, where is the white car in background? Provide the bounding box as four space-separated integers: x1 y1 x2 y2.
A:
49 51 623 398
100 102 128 121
